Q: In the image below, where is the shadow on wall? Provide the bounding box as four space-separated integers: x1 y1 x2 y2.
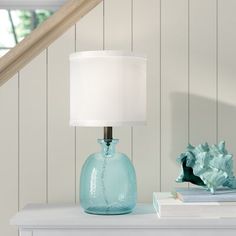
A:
170 92 236 171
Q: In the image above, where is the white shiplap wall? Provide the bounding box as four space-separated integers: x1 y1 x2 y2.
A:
1 0 236 235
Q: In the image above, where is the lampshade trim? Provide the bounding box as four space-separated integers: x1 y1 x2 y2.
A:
70 120 146 127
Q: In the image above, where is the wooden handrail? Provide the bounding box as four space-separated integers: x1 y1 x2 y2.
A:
0 0 102 86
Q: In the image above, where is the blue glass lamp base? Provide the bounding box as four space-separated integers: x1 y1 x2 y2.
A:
80 139 137 215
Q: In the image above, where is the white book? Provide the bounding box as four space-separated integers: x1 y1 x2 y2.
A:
153 192 236 218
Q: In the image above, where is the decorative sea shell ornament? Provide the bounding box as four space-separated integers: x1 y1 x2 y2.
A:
176 141 236 194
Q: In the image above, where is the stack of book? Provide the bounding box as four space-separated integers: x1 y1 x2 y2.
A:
153 188 236 218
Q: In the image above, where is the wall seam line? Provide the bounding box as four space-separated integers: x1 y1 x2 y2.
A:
159 0 162 192
17 71 20 236
216 0 219 143
131 0 134 163
187 0 190 189
188 0 190 145
74 24 77 204
103 0 105 51
46 48 49 204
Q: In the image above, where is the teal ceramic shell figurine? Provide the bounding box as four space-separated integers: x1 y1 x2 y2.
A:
176 141 236 194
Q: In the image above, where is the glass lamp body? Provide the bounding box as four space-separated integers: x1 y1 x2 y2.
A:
80 139 137 215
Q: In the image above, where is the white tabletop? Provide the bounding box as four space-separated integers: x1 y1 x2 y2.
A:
10 203 236 229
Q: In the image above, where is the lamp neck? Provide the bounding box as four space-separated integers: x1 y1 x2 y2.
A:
98 139 118 157
104 127 113 141
101 127 116 157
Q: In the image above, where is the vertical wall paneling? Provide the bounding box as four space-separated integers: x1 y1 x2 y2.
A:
3 3 236 235
75 2 103 203
161 0 189 191
133 0 160 202
19 51 47 207
189 0 217 145
48 27 75 202
0 74 18 236
218 0 236 171
104 0 132 157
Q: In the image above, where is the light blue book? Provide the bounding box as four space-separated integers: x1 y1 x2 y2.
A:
173 188 236 202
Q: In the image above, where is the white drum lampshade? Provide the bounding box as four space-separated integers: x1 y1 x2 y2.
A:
70 50 146 127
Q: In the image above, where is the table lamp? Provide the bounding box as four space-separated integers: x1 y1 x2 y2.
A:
70 51 146 215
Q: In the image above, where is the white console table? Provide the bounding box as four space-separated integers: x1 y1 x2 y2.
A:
10 203 236 236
